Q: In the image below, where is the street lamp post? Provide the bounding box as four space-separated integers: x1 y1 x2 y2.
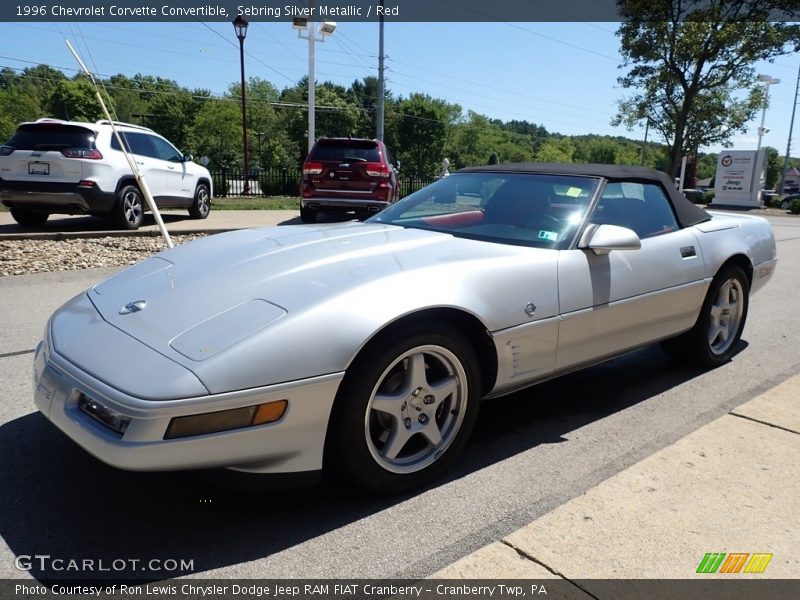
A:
293 10 336 154
752 74 780 200
233 15 251 195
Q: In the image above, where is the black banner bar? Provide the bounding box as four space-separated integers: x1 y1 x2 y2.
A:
5 579 800 600
2 0 799 23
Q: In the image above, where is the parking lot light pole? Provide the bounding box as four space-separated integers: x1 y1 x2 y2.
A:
753 74 780 198
293 10 336 154
233 15 251 195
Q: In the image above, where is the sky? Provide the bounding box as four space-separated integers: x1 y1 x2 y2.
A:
0 20 798 156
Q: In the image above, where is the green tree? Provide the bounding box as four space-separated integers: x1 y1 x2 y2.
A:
536 138 575 163
189 100 242 168
0 87 41 140
49 77 108 121
613 1 800 176
764 146 780 190
395 93 460 177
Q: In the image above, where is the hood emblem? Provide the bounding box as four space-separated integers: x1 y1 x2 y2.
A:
119 300 147 315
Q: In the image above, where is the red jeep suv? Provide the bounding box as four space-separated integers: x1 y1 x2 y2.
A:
300 137 399 223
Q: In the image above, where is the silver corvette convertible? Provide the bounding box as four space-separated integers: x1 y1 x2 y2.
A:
33 164 777 492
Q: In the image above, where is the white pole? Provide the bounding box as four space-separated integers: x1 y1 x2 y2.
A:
678 155 688 190
65 41 173 248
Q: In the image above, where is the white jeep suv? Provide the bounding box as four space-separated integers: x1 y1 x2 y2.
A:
0 119 212 229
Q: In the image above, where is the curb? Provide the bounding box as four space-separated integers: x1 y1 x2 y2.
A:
0 228 238 241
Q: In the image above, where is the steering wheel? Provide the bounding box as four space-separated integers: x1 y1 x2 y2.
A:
524 214 562 232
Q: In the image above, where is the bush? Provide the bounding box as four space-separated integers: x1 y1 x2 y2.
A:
703 190 715 204
791 199 800 215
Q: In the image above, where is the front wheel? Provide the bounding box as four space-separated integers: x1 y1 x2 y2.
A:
662 264 749 367
781 199 791 210
189 183 211 219
326 324 481 494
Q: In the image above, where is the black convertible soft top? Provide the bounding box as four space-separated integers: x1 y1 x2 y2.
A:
459 163 711 228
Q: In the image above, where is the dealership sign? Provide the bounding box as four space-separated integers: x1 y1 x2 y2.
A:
712 149 766 207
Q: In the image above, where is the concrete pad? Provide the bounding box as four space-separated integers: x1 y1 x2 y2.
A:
431 541 561 579
504 415 800 579
731 373 800 434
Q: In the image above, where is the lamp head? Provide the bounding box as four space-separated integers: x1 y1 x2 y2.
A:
233 15 248 41
320 21 337 35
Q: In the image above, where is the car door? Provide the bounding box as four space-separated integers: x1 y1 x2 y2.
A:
118 132 168 202
147 135 192 203
556 180 708 370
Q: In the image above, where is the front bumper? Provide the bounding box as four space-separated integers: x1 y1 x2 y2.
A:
33 332 344 474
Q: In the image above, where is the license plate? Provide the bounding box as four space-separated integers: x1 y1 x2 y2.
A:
28 162 50 175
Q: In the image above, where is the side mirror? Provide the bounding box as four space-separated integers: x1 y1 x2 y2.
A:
579 224 641 255
182 154 193 162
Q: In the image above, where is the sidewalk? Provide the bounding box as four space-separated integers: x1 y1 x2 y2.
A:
431 373 800 583
0 209 300 240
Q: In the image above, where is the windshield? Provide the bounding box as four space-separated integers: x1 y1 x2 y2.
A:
309 140 380 162
368 172 600 249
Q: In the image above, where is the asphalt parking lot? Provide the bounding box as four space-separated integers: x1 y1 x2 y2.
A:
0 214 798 581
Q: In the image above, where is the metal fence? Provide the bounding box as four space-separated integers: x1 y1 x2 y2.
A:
209 168 436 199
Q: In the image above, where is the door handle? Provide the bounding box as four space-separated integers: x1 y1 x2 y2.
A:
136 161 144 165
168 166 175 170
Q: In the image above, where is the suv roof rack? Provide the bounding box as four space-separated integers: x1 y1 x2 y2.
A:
95 120 154 132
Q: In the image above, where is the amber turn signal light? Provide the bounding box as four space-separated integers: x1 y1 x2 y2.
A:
165 400 288 439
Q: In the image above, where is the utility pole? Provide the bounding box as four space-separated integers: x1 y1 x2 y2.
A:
779 62 800 195
376 0 385 141
640 118 649 165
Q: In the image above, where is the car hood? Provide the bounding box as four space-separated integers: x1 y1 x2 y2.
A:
84 222 554 392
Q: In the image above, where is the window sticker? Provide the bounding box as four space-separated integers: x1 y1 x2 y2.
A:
538 230 558 242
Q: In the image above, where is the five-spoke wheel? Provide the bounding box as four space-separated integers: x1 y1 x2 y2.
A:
661 264 750 367
327 323 480 493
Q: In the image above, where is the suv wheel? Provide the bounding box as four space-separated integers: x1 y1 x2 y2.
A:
300 205 317 223
189 183 211 219
10 208 49 228
113 185 145 230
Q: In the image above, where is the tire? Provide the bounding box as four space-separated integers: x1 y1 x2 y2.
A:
326 323 481 494
661 264 749 367
300 205 317 223
112 184 145 230
781 199 790 210
189 183 211 219
10 208 48 227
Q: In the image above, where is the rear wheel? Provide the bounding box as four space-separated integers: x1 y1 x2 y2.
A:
326 324 481 494
661 264 749 367
300 205 317 223
189 183 211 219
112 185 145 230
10 208 48 227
